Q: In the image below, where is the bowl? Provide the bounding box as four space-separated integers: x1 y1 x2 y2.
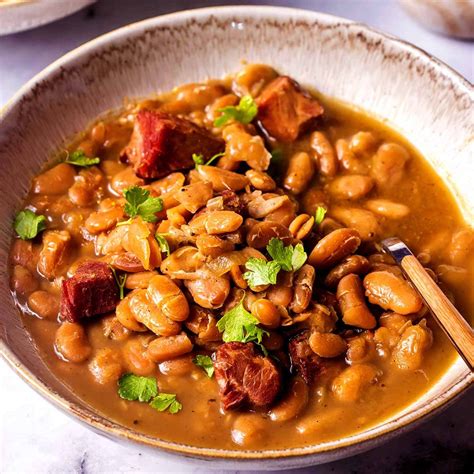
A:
0 6 472 470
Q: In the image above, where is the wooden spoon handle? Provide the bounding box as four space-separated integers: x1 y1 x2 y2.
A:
400 254 474 370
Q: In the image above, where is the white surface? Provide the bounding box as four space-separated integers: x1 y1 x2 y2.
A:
0 1 472 473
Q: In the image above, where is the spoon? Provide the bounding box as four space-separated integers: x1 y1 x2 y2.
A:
382 237 474 371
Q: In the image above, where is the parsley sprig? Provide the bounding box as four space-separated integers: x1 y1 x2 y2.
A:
14 209 47 240
243 258 280 287
192 151 225 168
193 355 214 378
155 233 170 257
314 206 327 226
118 374 182 414
119 186 163 225
110 266 127 300
65 150 100 167
214 95 258 127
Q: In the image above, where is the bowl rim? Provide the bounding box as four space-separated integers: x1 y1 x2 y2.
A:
0 4 473 463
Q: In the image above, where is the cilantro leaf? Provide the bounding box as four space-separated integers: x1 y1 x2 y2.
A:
314 206 327 226
149 393 182 414
214 95 258 127
193 152 225 169
266 238 307 272
110 266 127 299
217 300 268 351
118 374 158 402
243 258 281 287
14 209 47 240
65 150 100 167
193 355 214 378
155 233 170 257
122 186 163 223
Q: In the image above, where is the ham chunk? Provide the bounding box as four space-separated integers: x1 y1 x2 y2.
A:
122 110 225 179
289 331 324 384
60 261 119 322
214 341 281 410
256 76 324 143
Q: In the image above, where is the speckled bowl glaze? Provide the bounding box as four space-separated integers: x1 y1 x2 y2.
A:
0 6 472 470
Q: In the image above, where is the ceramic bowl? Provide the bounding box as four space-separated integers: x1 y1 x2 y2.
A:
0 6 472 471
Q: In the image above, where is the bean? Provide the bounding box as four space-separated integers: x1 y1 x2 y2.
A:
124 271 158 289
33 163 76 195
175 181 213 213
266 283 293 307
147 333 193 363
335 139 368 174
55 322 91 363
337 274 376 329
289 214 314 240
262 331 285 351
324 255 370 288
185 306 221 343
168 83 225 112
264 197 298 227
269 377 308 422
308 228 361 268
436 264 468 288
149 172 185 196
159 355 195 376
290 264 315 313
296 408 344 435
330 207 379 241
147 275 189 322
160 246 204 278
197 165 249 192
232 63 278 97
205 211 243 234
251 299 280 328
371 143 409 188
319 217 343 236
327 175 374 201
229 264 247 289
301 186 328 215
304 304 338 333
116 292 148 332
363 271 423 315
245 169 276 191
364 199 410 219
331 363 380 402
231 414 266 447
369 262 403 277
283 152 314 194
310 131 337 177
111 167 144 195
122 337 156 375
11 265 39 296
379 312 411 332
196 234 235 258
130 289 181 336
247 194 290 219
185 271 230 309
448 229 474 266
89 348 124 384
68 167 103 207
392 321 433 371
350 131 377 156
85 206 124 234
10 239 39 273
346 333 375 364
37 230 71 279
101 314 130 341
309 332 347 358
27 290 59 319
207 94 239 122
123 217 161 270
246 221 293 249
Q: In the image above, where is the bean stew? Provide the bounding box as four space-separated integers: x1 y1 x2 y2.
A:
9 64 474 450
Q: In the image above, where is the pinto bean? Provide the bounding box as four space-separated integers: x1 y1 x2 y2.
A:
303 304 338 333
147 275 189 322
205 211 243 234
301 186 328 215
196 234 234 258
246 221 293 249
331 363 380 402
327 175 374 201
251 299 281 328
185 306 221 343
269 377 309 422
147 333 193 363
371 143 409 188
33 163 76 195
319 217 343 236
310 131 337 177
308 228 361 268
207 94 239 122
37 230 71 279
175 181 213 213
89 348 124 384
116 292 148 332
11 265 39 296
436 264 468 288
379 312 412 332
290 264 315 313
122 337 156 375
264 197 298 227
161 246 204 278
350 131 377 156
27 290 60 319
248 194 290 219
283 152 314 195
68 167 103 207
159 355 196 376
245 169 276 191
232 63 278 97
55 322 91 363
130 289 182 336
123 217 161 270
448 229 474 266
346 333 376 364
337 274 376 329
309 332 347 358
335 139 368 174
330 207 379 241
185 271 230 309
197 165 249 192
101 314 130 341
110 167 144 194
85 206 124 234
10 239 39 273
391 320 433 371
324 255 370 288
363 271 423 315
266 283 293 307
125 271 158 289
364 199 410 219
289 214 314 240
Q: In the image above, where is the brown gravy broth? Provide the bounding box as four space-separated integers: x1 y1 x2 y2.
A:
10 66 473 450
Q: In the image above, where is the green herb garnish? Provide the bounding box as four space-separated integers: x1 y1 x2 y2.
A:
14 209 47 240
110 266 127 300
155 233 170 257
120 186 163 224
266 238 307 272
149 393 183 414
192 152 225 168
243 258 281 287
214 95 258 127
193 355 214 378
118 374 158 402
65 150 100 167
314 206 327 226
217 300 268 353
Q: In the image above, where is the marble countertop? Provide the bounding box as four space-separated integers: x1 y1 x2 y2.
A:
1 1 472 472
